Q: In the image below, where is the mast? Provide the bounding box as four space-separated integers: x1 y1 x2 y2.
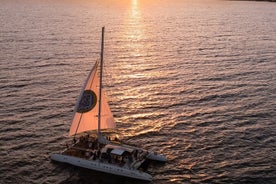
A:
98 27 105 138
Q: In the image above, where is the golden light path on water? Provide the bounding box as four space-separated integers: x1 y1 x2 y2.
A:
108 0 164 138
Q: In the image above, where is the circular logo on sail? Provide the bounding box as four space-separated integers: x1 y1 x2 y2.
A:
77 90 97 113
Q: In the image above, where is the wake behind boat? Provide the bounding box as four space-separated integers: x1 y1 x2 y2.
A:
50 27 166 181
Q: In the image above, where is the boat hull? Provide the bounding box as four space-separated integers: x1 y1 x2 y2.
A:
147 152 167 162
115 142 167 162
50 153 152 181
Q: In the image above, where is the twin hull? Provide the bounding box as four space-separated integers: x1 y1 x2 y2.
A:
51 153 152 181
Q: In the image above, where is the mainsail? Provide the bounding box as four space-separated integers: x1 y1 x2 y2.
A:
69 61 115 136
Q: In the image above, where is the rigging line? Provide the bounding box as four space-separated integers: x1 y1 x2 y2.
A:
88 59 99 89
74 113 84 138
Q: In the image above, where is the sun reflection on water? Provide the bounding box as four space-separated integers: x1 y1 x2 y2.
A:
131 0 138 17
112 0 168 138
119 0 146 77
127 0 143 42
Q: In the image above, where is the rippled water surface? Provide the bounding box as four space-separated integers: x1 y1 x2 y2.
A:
0 0 275 183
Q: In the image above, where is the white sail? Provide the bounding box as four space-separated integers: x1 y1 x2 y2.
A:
69 61 115 136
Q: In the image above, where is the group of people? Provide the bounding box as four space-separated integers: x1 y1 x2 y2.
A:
66 134 149 170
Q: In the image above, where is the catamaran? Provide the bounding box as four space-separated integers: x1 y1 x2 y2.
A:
51 27 166 181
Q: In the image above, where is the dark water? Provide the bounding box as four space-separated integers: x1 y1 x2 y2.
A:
0 0 275 183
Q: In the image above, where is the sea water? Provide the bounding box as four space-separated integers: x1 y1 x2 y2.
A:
0 0 275 183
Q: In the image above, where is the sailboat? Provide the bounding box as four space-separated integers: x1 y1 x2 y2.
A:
51 27 166 181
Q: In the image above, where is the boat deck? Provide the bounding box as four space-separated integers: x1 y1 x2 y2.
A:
62 136 149 170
